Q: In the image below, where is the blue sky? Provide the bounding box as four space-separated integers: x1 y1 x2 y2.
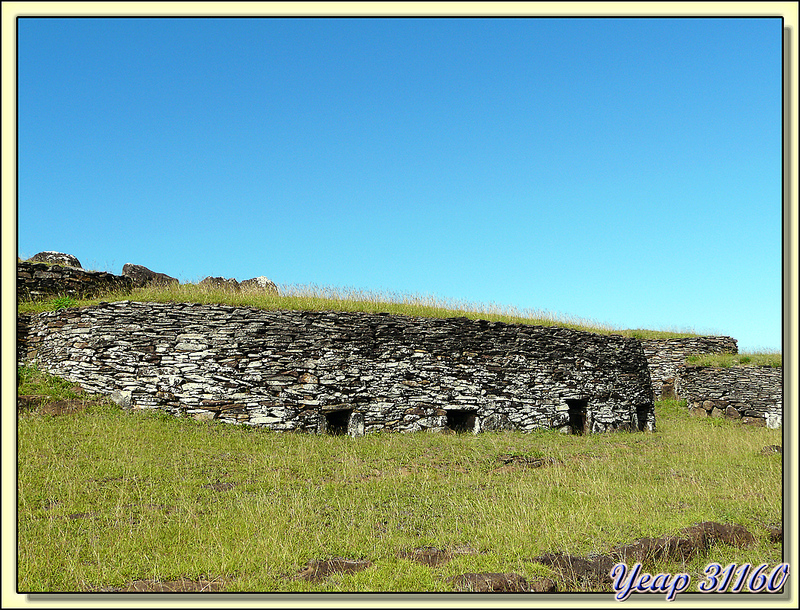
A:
16 16 784 351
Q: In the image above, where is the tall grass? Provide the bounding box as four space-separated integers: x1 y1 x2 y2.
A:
17 281 701 340
17 367 783 593
685 351 783 368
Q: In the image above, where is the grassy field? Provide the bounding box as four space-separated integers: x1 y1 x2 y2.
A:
17 365 783 593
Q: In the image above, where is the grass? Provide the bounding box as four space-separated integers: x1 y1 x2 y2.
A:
685 352 783 368
18 281 702 341
17 366 783 593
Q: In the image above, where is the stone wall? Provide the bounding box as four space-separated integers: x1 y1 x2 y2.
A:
675 365 782 428
17 261 133 301
18 301 656 436
641 337 738 399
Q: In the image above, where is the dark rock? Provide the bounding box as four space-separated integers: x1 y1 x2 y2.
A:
761 445 782 455
296 558 372 582
447 572 533 592
681 521 756 548
240 276 279 295
122 263 178 288
724 406 741 419
532 552 616 586
530 578 557 593
613 535 704 563
30 251 82 268
200 276 240 291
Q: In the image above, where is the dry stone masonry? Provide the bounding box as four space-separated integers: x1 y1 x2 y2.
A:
641 337 738 399
17 261 133 301
675 365 782 428
18 301 656 436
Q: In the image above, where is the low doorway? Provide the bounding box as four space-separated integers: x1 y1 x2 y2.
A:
446 409 478 433
323 409 353 436
565 399 588 435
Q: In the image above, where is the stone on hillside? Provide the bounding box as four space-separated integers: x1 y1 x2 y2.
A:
447 572 543 593
122 263 179 288
199 276 240 291
30 251 82 268
240 276 279 295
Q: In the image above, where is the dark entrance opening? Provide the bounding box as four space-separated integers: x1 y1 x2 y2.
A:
324 409 353 435
446 409 478 433
636 405 650 432
566 399 588 435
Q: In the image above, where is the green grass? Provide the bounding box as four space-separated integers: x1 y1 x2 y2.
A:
18 281 701 340
18 362 87 402
686 352 782 368
17 367 783 593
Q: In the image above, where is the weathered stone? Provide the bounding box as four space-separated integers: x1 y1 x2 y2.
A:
533 553 616 586
17 261 132 301
724 406 741 419
18 302 655 435
240 276 279 295
676 365 781 427
30 251 82 268
761 444 782 455
122 263 178 288
614 535 704 563
110 389 132 409
681 521 755 548
642 337 737 399
447 572 534 593
199 276 240 291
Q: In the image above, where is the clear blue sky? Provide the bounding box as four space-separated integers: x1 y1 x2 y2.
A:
16 16 784 352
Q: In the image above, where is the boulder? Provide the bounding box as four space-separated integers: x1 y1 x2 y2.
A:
199 276 240 291
240 276 280 295
29 251 82 268
122 263 178 288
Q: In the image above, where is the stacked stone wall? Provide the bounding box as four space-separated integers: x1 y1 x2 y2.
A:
18 301 655 436
17 261 132 301
641 337 738 399
675 365 782 428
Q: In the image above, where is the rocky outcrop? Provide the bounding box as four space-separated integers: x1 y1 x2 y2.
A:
29 251 82 268
199 276 240 291
18 300 656 436
121 263 178 288
240 276 279 295
675 365 782 428
17 261 132 301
